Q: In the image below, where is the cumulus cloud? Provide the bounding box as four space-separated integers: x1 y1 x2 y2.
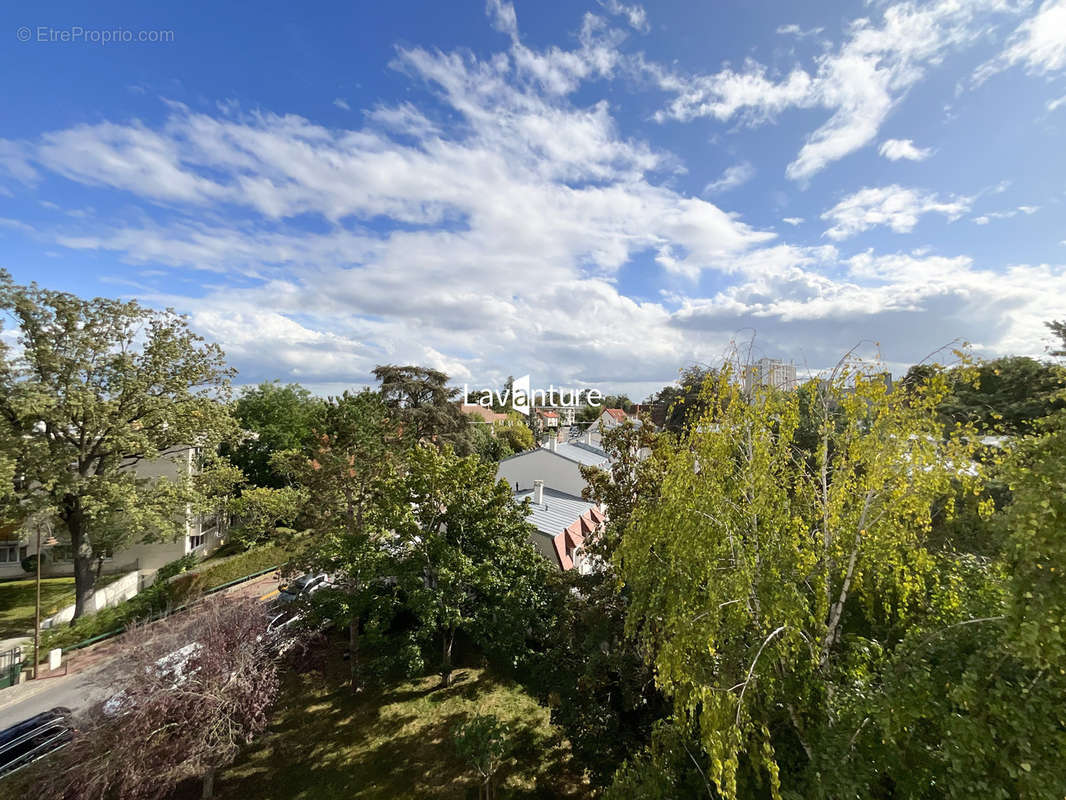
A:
704 161 755 194
821 185 972 240
1 1 1059 392
878 138 933 161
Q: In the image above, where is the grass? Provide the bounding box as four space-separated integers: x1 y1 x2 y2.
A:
210 653 589 800
39 544 289 653
0 577 77 639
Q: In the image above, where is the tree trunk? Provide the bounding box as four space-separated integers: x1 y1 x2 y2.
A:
202 765 216 799
349 618 362 694
440 627 454 688
63 498 95 622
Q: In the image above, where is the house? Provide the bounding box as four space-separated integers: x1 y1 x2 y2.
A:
535 409 559 429
518 481 605 573
496 437 610 499
0 445 224 581
535 405 577 426
459 404 511 425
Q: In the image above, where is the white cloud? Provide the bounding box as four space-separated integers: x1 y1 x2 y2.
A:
878 138 933 161
3 2 1059 391
821 185 972 240
704 161 754 194
776 24 825 38
599 0 649 33
976 0 1066 83
333 98 350 111
971 204 1041 224
1047 93 1066 110
649 0 1019 181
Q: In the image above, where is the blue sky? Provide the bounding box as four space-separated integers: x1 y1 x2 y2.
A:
1 0 1064 398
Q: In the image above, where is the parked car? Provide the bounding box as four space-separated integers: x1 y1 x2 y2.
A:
0 707 74 778
276 573 332 605
103 642 203 716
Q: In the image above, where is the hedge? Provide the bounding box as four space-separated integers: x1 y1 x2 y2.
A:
40 544 290 653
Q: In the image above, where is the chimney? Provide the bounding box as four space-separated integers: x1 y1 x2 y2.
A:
533 479 544 505
548 437 557 452
583 430 592 445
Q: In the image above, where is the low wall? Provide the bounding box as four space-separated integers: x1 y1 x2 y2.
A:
41 570 142 629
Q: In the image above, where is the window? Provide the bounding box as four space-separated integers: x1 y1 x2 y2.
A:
51 544 74 562
0 542 18 563
188 533 205 550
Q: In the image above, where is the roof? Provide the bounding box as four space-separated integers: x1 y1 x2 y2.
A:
537 409 559 418
516 487 595 536
460 404 510 423
603 408 629 421
551 441 610 467
515 487 606 570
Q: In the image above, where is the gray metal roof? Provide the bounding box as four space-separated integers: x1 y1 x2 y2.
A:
516 487 595 537
550 441 610 467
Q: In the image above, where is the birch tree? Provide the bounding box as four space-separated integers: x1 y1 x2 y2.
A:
616 356 988 797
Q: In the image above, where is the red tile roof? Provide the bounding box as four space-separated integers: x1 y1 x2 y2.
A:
604 408 628 421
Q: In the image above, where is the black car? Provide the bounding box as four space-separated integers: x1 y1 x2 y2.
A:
0 707 74 778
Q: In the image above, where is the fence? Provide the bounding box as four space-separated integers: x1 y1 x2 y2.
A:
0 647 22 690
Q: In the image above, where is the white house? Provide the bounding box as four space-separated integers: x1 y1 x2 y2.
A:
517 481 605 573
495 437 609 499
0 445 224 581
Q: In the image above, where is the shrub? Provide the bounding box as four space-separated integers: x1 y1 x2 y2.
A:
41 544 289 653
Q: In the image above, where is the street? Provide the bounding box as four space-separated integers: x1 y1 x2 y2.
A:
0 571 281 731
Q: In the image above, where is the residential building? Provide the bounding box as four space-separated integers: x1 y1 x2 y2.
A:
496 436 609 499
535 405 577 426
743 358 798 393
459 404 511 425
0 445 224 581
517 481 605 573
535 408 559 429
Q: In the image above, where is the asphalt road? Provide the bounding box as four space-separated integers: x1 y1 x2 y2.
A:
0 571 282 731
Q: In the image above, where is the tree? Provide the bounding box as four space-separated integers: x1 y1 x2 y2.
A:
939 356 1064 435
0 275 234 619
278 389 404 692
396 445 551 687
225 381 322 488
453 714 513 800
616 359 991 797
46 595 280 800
646 365 721 434
522 413 670 787
373 364 472 453
1047 319 1066 357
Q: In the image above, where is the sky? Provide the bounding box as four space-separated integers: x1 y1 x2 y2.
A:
1 0 1064 399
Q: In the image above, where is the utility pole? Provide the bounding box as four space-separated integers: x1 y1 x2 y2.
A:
33 522 41 680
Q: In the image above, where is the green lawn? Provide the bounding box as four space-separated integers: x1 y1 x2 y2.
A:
213 657 590 799
0 577 76 639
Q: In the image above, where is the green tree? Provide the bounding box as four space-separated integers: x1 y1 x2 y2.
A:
396 445 551 687
0 274 233 619
278 389 404 692
647 365 721 434
226 381 322 487
373 364 473 454
453 714 513 800
616 360 990 797
1046 319 1065 357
